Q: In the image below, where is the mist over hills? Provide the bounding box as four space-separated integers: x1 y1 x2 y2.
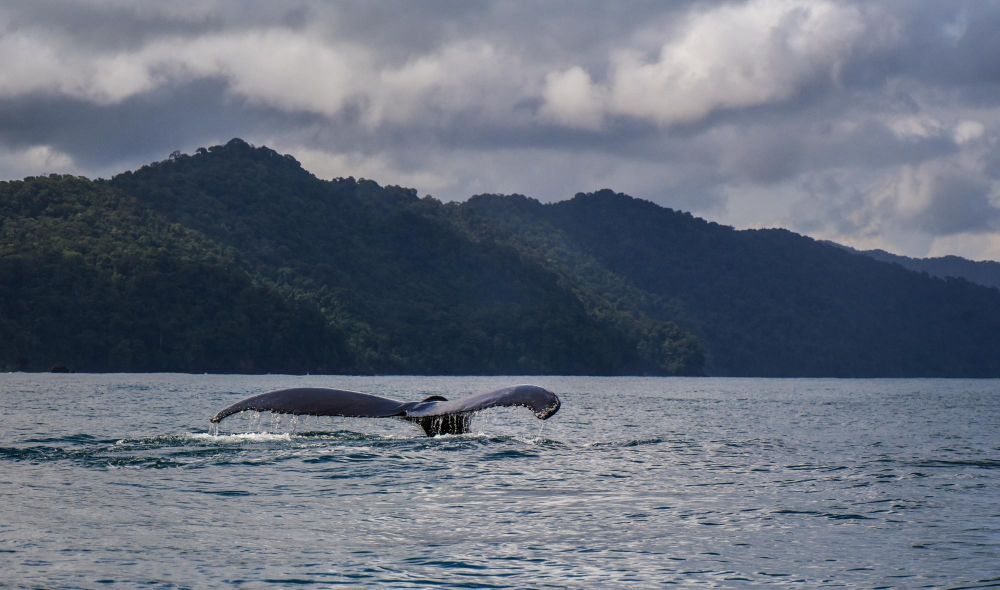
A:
3 139 999 376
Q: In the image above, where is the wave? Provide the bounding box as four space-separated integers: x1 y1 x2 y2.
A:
1 428 561 471
911 459 1000 469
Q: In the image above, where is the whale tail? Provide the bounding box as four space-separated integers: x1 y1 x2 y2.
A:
209 385 561 437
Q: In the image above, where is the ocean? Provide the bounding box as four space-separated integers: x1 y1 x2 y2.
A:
1 374 998 588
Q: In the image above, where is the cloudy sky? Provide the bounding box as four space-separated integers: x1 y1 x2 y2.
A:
2 1 1000 259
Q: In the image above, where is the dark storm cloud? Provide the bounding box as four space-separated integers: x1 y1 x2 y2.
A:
911 172 997 236
2 0 1000 258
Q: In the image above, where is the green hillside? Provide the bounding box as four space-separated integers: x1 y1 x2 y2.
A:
456 189 1000 376
3 139 999 376
0 140 701 374
0 174 349 373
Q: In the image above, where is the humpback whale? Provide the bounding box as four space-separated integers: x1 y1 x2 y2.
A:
210 385 561 436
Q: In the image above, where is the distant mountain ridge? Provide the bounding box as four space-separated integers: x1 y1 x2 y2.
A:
2 139 1000 376
841 246 1000 291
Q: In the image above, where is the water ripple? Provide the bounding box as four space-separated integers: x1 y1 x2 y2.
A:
1 375 998 588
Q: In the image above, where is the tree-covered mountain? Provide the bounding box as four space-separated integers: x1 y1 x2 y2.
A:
1 140 700 375
2 139 999 376
453 190 1000 377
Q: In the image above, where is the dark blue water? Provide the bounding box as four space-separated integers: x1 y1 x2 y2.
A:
1 375 998 588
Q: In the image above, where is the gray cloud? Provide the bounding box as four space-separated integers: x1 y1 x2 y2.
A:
2 0 1000 259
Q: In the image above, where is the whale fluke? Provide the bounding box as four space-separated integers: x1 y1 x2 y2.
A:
402 385 561 420
210 385 561 436
210 388 406 424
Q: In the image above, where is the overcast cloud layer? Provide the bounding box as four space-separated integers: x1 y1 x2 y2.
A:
2 0 1000 259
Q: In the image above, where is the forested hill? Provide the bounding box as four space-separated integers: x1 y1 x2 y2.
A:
2 139 1000 376
455 191 1000 376
0 139 701 375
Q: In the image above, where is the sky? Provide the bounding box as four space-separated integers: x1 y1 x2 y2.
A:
2 1 1000 260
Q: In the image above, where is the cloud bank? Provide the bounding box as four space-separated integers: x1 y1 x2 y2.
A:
2 0 1000 259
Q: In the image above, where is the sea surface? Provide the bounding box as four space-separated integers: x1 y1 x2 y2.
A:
1 375 998 588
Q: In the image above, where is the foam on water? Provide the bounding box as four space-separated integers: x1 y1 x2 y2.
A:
187 432 292 443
